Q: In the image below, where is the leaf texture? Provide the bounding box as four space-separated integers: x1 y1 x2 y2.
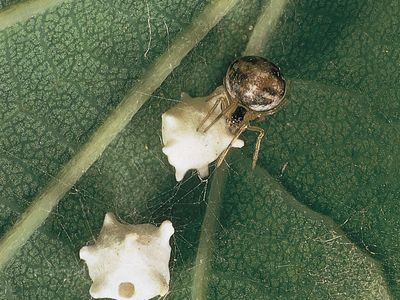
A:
0 0 399 299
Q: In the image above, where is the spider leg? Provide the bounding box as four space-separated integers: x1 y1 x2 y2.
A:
216 125 247 167
196 96 221 132
247 125 265 169
201 100 237 133
219 94 230 110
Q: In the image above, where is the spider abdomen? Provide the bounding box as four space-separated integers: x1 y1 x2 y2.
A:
224 56 286 112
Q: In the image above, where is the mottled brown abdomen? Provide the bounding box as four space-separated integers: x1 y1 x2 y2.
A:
224 56 286 112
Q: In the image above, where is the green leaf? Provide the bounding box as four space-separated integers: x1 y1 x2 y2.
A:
0 0 238 269
0 0 398 299
0 0 22 10
194 160 389 299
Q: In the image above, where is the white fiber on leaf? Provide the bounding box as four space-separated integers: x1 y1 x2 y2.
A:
162 87 244 181
80 213 174 300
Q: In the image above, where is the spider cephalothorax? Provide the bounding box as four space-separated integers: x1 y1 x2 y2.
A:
197 56 287 169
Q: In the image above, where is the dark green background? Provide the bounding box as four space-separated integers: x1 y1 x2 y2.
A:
0 0 398 299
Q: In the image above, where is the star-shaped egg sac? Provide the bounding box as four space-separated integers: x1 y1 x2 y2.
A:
80 213 174 300
162 87 244 181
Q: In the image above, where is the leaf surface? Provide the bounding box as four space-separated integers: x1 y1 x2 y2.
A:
0 0 398 299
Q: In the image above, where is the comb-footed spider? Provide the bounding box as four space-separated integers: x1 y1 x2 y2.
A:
197 56 287 169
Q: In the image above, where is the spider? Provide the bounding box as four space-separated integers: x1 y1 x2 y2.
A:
197 56 287 169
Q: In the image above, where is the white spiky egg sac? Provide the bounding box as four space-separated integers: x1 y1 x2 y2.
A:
80 213 174 300
161 86 245 181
